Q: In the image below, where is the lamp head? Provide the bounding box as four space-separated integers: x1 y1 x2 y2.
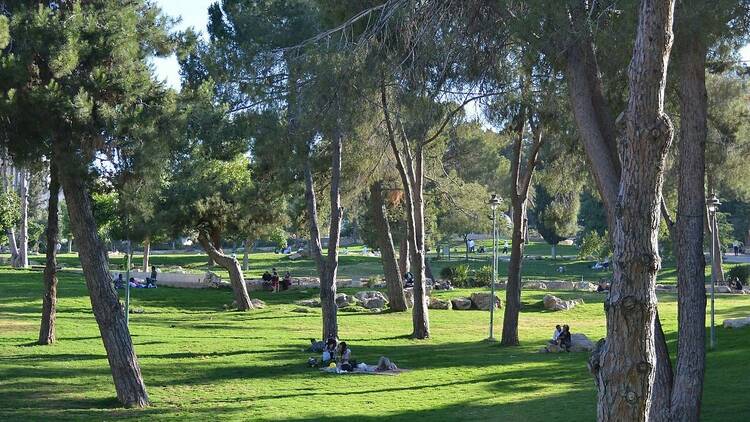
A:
706 193 721 213
488 194 501 210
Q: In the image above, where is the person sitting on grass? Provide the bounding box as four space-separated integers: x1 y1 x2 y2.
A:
338 342 353 371
558 325 572 352
550 325 562 344
114 273 125 289
322 338 337 365
262 270 273 290
282 271 292 290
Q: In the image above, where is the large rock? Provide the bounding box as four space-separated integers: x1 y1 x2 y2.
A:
335 293 358 308
250 298 266 309
573 281 598 292
543 294 583 311
428 297 452 310
297 298 321 307
723 317 750 329
361 297 386 309
525 281 547 290
288 252 303 261
545 281 575 290
470 292 502 310
355 291 389 304
451 297 473 310
569 333 595 352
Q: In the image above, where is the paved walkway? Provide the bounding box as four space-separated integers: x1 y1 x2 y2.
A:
725 254 750 263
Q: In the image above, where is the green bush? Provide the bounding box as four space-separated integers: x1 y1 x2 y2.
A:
727 265 750 283
439 266 455 281
473 265 493 287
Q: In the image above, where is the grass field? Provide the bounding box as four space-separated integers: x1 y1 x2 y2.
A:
1 264 750 421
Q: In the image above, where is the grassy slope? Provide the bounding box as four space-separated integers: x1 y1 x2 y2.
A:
1 267 749 421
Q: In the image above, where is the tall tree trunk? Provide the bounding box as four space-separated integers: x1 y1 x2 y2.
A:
501 112 543 347
242 238 250 271
197 231 252 311
650 309 674 422
68 238 72 253
592 1 676 420
54 144 149 408
410 147 430 339
398 233 410 275
381 79 429 338
501 201 526 345
17 169 29 268
39 160 60 345
304 157 339 341
565 22 675 421
370 181 408 311
141 238 150 273
668 36 708 422
464 234 469 261
6 227 19 266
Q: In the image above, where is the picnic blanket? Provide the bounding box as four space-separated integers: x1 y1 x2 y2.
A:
320 367 408 376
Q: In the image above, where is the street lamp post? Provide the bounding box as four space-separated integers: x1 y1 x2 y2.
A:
488 194 501 341
706 192 721 350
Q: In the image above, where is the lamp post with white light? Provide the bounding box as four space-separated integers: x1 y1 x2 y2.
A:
488 194 501 341
706 192 720 350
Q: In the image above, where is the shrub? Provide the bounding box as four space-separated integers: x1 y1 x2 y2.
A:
439 266 455 281
473 265 493 287
727 265 750 283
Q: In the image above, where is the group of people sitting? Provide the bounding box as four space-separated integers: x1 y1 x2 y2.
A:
114 266 158 289
310 338 399 373
550 324 572 351
262 268 292 292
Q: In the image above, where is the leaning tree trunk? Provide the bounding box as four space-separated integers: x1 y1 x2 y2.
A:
370 181 408 311
398 234 410 276
592 1 676 420
501 202 526 346
669 37 708 422
39 160 60 345
141 238 150 273
54 144 149 408
198 231 252 311
17 169 29 268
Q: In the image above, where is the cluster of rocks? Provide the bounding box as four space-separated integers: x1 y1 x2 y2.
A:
542 294 584 311
522 280 599 292
538 333 595 353
448 293 502 311
296 291 390 312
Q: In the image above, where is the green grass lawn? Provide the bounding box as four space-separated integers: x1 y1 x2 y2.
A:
1 267 750 421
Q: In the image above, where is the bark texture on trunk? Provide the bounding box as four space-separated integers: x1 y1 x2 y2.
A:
54 144 149 408
650 310 674 422
398 234 410 275
592 1 676 420
370 181 408 311
381 80 429 338
39 160 60 345
141 239 150 273
198 231 252 311
501 114 543 347
669 37 708 422
303 126 344 341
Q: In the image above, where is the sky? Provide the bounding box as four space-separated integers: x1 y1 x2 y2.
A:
151 0 214 90
153 1 750 91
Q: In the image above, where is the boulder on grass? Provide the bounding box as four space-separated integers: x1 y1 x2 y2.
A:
335 293 358 308
428 297 452 310
543 294 583 311
723 317 750 329
361 297 387 309
525 281 548 290
451 297 473 310
292 307 313 313
470 292 502 310
569 333 595 352
250 299 266 309
573 281 598 292
297 298 321 307
355 290 389 303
